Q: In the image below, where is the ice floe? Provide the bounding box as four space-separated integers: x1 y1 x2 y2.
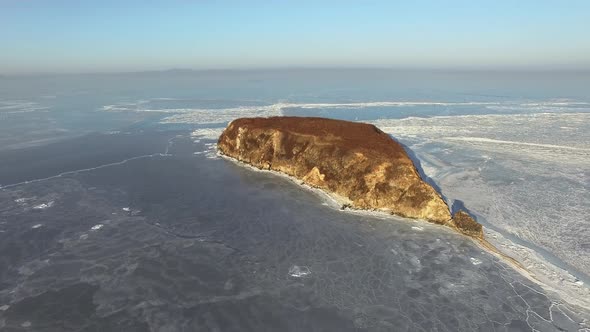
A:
91 224 104 231
102 98 590 128
289 265 311 278
198 143 219 159
470 257 483 265
191 128 224 140
32 201 54 210
0 100 50 114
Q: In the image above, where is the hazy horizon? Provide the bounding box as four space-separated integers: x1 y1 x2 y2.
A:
2 1 590 75
3 66 590 78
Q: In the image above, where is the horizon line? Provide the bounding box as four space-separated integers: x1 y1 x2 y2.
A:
2 65 590 77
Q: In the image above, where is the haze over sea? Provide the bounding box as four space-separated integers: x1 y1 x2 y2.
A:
0 69 589 331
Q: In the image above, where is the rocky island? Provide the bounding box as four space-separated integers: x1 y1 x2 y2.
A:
218 117 483 238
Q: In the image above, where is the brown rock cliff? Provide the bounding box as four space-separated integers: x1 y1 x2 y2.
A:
218 117 483 238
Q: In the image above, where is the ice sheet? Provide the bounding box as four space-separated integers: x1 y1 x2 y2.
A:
102 97 590 309
366 111 590 306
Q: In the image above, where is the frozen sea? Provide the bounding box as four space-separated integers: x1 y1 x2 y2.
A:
0 69 589 331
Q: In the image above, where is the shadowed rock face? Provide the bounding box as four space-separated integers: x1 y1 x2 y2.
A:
218 117 482 238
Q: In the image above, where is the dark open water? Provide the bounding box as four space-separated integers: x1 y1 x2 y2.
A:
0 130 585 331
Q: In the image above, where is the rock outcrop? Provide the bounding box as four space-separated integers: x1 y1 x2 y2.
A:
218 117 483 238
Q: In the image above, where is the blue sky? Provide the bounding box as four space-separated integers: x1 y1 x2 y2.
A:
1 0 589 74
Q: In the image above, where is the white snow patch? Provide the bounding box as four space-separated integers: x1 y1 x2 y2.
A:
411 226 424 231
